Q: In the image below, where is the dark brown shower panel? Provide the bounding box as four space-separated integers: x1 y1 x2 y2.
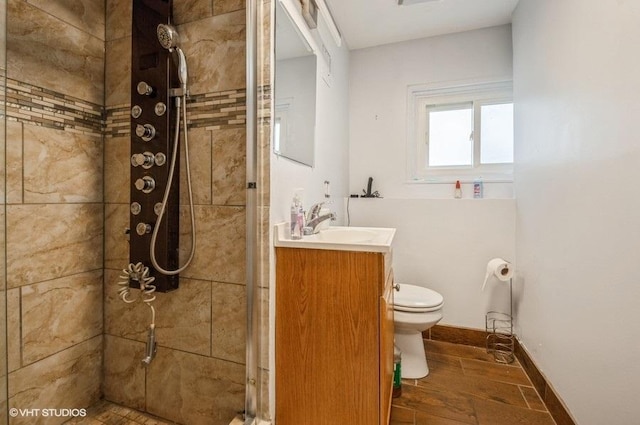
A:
129 0 179 292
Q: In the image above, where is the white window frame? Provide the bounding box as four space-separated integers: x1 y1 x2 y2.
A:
407 80 514 183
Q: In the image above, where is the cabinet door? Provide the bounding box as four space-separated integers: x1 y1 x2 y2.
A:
380 269 394 425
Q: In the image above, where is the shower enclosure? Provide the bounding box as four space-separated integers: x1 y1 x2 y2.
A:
0 0 270 424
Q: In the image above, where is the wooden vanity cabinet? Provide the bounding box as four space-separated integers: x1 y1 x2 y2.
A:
275 247 394 425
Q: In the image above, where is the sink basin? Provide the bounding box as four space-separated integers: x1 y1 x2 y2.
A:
315 228 377 243
274 223 395 253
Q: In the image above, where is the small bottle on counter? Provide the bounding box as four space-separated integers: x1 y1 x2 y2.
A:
290 192 304 240
473 178 484 199
454 180 462 199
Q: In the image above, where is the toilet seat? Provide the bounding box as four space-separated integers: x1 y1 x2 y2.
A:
394 283 444 313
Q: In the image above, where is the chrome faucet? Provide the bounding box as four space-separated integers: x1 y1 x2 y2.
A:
304 202 335 234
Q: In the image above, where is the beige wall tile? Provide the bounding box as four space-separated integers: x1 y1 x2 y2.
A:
26 0 106 41
104 203 129 270
6 204 103 288
8 336 102 425
106 0 131 41
178 11 246 95
23 125 103 203
214 0 245 16
105 269 213 356
174 0 212 25
104 269 147 341
211 281 246 363
258 121 271 204
259 287 269 370
6 288 21 373
105 36 131 107
0 209 5 285
5 120 23 204
0 0 5 72
181 127 212 205
103 335 145 410
259 1 271 87
104 136 130 204
22 270 103 365
146 348 245 425
0 117 5 202
212 128 246 206
7 0 105 105
180 205 246 284
0 291 5 377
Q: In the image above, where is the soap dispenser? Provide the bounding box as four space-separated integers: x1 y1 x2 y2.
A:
290 191 304 240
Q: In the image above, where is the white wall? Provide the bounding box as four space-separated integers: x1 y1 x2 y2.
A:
349 198 515 329
347 26 516 331
512 1 640 424
349 25 513 199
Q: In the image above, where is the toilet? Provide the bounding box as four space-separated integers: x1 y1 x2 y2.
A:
393 283 444 379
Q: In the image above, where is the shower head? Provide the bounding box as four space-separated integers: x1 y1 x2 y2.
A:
157 24 179 50
157 24 188 93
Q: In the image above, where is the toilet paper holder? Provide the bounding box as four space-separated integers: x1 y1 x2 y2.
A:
485 278 514 364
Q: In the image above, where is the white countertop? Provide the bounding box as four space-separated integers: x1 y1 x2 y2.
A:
274 223 396 253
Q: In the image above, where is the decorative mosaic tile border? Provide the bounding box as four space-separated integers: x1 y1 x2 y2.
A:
105 88 248 137
4 77 104 136
4 77 250 138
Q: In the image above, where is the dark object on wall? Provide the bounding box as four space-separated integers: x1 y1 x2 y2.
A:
129 0 179 292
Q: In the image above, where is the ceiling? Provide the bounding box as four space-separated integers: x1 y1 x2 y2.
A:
323 0 520 50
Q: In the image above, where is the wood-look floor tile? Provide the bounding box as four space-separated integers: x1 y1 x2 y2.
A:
520 386 548 412
473 398 556 425
390 405 415 425
424 355 464 375
415 411 478 425
460 358 531 386
426 340 498 363
416 366 529 408
392 384 477 425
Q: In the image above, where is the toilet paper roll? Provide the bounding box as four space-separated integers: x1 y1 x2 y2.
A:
481 258 513 291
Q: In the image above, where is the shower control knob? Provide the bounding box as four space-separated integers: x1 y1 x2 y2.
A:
131 105 142 118
135 124 156 142
154 102 167 116
154 202 163 216
135 176 156 193
136 222 152 236
130 202 142 215
137 81 154 96
131 152 155 169
154 152 167 166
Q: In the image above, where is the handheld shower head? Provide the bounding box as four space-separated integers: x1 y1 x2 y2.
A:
157 24 179 50
157 24 188 92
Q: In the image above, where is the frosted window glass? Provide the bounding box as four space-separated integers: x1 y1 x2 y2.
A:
428 106 473 167
481 103 514 164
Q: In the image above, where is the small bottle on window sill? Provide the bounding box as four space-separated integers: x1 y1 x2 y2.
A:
454 180 462 199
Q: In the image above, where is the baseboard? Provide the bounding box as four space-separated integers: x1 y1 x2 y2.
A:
424 324 577 425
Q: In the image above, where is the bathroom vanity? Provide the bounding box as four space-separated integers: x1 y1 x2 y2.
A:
274 225 396 425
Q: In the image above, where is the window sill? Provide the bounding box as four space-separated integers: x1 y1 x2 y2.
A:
407 171 513 185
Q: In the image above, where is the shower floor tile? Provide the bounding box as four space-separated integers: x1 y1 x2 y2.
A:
390 340 557 425
64 400 175 425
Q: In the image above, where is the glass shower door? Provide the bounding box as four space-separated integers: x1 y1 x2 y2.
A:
0 0 9 423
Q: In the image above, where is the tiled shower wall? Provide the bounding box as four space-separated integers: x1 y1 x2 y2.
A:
102 1 249 424
4 2 105 425
3 0 254 424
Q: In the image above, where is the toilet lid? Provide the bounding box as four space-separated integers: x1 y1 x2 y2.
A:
394 283 444 312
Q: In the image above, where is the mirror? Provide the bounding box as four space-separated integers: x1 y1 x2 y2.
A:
274 0 317 167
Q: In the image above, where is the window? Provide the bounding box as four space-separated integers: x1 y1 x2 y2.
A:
408 81 513 182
